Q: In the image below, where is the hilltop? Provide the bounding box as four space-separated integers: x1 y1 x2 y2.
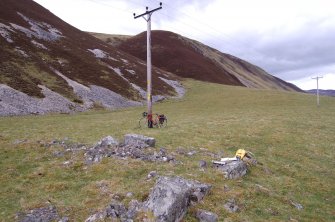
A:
94 31 302 92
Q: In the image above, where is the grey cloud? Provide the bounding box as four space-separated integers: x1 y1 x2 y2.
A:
204 17 335 81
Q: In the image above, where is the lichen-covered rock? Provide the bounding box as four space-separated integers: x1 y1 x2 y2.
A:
213 160 247 179
124 134 155 148
16 206 66 222
143 176 211 222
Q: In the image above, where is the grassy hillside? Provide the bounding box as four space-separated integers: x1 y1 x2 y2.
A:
0 80 334 221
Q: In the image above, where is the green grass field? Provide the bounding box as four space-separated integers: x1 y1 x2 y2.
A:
1 80 334 221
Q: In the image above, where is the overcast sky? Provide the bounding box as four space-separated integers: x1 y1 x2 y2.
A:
34 0 335 90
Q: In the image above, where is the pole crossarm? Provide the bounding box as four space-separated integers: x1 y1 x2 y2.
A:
134 6 162 19
312 76 323 107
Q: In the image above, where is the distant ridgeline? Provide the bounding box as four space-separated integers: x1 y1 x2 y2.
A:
305 89 335 97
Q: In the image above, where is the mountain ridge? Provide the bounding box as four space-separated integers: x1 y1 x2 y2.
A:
93 30 302 92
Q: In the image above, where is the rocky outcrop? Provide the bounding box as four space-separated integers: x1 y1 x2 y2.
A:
143 176 211 222
85 176 212 222
84 135 174 164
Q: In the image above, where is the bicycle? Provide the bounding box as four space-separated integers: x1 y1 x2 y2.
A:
138 112 168 128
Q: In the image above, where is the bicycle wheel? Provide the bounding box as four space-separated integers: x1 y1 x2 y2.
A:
138 117 148 128
158 116 167 128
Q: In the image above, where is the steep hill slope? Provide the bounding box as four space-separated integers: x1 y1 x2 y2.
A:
0 0 182 116
117 30 301 92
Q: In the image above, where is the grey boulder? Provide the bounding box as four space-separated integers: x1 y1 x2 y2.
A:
143 176 211 222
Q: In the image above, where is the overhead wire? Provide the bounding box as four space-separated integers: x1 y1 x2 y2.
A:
85 0 264 62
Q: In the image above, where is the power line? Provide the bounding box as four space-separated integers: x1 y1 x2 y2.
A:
85 0 265 64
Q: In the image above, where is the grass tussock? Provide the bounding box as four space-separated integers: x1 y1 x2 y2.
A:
0 80 334 221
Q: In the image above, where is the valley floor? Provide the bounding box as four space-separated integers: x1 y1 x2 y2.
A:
0 80 334 221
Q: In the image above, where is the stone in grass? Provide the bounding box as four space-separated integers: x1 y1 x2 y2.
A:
85 200 142 222
143 176 211 222
16 206 68 222
290 200 303 210
213 160 247 179
224 199 239 213
124 134 155 148
147 171 158 180
199 160 207 168
196 209 218 222
97 135 119 147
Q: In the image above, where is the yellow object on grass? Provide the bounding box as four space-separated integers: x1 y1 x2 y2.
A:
235 149 246 159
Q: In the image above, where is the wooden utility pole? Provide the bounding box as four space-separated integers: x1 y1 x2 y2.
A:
312 76 323 106
134 3 162 128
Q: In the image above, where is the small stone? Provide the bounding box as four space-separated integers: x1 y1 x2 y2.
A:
63 161 71 166
13 139 27 144
126 192 134 198
85 211 105 222
97 136 119 147
224 199 239 213
187 150 197 156
290 201 303 210
159 147 167 156
53 151 64 157
112 194 122 201
199 160 207 168
196 209 218 222
147 171 157 179
255 184 270 195
59 217 69 222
